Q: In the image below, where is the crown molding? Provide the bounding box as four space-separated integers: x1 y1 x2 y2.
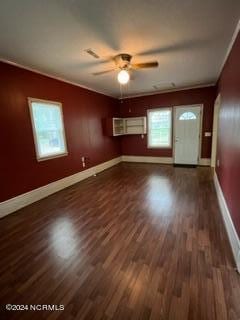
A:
218 18 240 78
3 15 239 105
118 83 216 100
0 58 216 100
0 57 114 98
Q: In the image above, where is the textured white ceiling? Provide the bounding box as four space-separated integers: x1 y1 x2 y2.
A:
0 0 239 98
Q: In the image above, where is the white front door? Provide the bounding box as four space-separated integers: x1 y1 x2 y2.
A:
174 105 201 165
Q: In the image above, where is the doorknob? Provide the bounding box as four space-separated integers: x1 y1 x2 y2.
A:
175 137 179 142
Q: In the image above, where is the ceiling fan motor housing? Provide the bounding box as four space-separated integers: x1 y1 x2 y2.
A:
115 53 132 69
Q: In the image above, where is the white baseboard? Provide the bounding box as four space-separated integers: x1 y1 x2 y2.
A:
199 158 211 166
213 171 240 273
121 155 173 164
121 156 210 166
0 156 122 219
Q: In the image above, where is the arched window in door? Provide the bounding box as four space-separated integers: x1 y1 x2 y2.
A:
179 111 197 120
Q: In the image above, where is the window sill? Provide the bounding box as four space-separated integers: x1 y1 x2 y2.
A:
37 152 68 162
147 146 172 149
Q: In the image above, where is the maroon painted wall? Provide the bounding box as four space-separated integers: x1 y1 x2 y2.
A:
120 87 216 158
0 61 218 204
216 32 240 237
0 62 121 202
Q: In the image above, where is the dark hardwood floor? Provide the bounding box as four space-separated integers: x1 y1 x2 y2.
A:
0 163 239 320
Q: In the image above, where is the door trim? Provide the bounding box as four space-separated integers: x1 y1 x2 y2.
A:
211 94 221 168
173 104 203 165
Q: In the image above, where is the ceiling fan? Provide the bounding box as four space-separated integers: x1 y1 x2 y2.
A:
92 53 158 85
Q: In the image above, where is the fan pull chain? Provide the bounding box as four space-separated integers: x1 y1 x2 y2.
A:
119 83 123 100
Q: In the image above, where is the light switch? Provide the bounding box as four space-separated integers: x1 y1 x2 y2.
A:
204 132 212 137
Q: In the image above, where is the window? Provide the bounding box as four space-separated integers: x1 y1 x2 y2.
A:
147 108 172 148
28 98 68 161
179 111 196 120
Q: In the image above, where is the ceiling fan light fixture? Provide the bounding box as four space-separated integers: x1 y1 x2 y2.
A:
117 69 129 85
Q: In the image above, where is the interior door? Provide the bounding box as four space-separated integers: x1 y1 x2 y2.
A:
174 105 201 165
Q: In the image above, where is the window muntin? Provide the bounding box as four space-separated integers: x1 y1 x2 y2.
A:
179 111 197 120
147 108 172 148
29 98 68 161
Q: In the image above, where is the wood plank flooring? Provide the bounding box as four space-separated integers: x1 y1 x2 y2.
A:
0 163 239 320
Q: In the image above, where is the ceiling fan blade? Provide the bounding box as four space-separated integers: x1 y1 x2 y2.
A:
131 61 159 69
92 68 116 76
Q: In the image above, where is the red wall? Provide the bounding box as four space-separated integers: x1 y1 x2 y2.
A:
216 32 240 237
0 62 121 202
0 61 218 204
120 86 216 158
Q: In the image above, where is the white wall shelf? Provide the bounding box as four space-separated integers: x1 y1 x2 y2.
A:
105 117 146 136
124 117 147 135
113 118 125 136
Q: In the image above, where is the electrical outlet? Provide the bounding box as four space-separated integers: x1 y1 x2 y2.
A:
82 162 85 168
81 156 85 162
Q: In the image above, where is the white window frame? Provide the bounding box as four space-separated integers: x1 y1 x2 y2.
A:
28 97 68 161
147 107 172 149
